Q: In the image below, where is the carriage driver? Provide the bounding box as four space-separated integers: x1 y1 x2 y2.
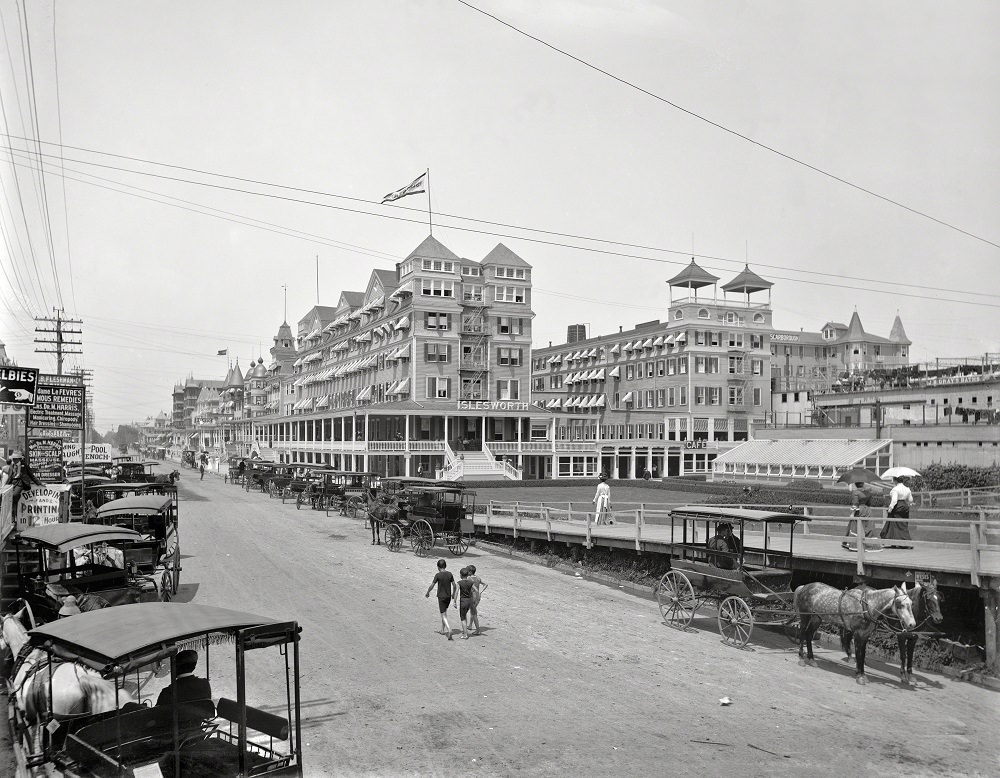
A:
156 649 214 720
708 522 742 570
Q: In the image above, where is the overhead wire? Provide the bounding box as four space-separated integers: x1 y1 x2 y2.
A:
50 0 77 311
454 0 1000 251
4 143 999 311
2 136 997 304
17 0 63 308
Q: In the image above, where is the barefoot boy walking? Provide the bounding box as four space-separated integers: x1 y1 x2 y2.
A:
425 559 457 640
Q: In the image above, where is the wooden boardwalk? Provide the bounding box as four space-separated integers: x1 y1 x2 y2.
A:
473 504 1000 590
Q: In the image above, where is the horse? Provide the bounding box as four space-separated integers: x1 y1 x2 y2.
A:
842 580 944 684
368 498 399 545
793 582 916 684
153 469 180 485
1 605 135 760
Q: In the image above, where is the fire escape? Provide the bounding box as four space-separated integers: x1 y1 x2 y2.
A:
727 345 752 412
459 288 491 400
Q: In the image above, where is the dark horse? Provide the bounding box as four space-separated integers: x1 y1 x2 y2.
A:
842 580 944 684
368 498 399 545
154 469 180 485
794 582 916 684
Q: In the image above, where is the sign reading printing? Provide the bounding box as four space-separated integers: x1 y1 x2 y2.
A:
63 442 112 464
27 437 66 482
27 383 84 429
0 366 39 406
16 485 69 529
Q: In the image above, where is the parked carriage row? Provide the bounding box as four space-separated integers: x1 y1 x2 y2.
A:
226 458 476 557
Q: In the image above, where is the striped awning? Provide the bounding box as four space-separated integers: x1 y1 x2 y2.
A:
394 316 410 330
314 395 330 409
609 366 620 378
390 280 413 298
356 386 373 402
303 352 323 363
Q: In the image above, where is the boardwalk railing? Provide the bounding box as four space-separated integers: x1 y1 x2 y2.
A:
916 485 1000 509
482 500 999 584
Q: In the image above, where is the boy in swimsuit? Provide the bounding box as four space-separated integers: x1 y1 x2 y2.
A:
457 567 476 639
425 559 457 639
467 564 485 636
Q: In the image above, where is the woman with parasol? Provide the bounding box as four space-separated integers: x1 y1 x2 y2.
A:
843 481 880 551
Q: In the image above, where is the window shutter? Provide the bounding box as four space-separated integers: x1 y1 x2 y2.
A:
446 345 452 363
517 348 523 364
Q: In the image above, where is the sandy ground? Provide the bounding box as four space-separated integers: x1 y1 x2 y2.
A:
4 470 999 777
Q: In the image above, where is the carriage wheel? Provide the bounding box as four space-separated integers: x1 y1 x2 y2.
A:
160 570 173 602
447 532 470 556
345 497 362 519
171 546 181 594
385 524 403 552
657 571 696 629
410 520 434 556
718 596 754 648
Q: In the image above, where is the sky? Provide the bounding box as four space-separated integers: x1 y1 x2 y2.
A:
1 0 998 429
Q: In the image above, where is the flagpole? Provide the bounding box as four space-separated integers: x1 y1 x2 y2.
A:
426 168 433 235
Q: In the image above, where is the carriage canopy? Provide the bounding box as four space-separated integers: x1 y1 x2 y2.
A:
16 523 143 554
96 493 174 517
27 602 292 674
669 505 810 524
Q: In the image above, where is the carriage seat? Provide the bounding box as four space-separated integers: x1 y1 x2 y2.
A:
64 705 214 770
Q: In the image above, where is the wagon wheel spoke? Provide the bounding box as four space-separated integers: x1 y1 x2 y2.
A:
448 533 469 556
718 596 754 648
385 524 402 551
657 571 695 629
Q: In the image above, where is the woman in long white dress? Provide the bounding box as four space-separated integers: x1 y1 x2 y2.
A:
593 473 612 525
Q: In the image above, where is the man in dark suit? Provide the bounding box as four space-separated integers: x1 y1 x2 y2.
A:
156 649 214 720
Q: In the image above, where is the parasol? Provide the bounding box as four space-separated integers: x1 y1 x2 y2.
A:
881 466 921 480
837 467 883 485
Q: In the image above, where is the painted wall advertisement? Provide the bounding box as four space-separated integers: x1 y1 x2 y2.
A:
15 484 70 529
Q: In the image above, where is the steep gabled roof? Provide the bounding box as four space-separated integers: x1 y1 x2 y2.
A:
404 235 459 262
481 243 531 268
666 259 719 289
339 291 364 309
889 314 911 345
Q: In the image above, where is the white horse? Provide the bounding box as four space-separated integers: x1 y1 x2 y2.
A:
1 605 134 762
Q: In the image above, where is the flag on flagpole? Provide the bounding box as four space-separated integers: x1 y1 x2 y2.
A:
381 172 427 204
217 349 228 356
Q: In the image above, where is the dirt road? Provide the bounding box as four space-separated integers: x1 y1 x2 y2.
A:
5 471 996 777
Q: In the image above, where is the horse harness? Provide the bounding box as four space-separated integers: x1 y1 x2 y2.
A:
835 587 908 631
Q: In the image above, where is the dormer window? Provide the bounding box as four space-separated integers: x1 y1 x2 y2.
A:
673 310 684 320
697 308 709 319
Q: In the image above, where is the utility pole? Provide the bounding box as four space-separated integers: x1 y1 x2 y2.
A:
34 308 82 376
71 367 95 433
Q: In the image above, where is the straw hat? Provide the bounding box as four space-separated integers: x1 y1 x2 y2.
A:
58 596 81 617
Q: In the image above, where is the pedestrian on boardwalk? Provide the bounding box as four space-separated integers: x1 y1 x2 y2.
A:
843 481 879 551
593 473 612 525
425 559 456 640
467 564 485 636
880 477 914 548
457 567 476 639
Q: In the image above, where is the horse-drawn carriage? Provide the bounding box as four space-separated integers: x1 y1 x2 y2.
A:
181 449 197 469
115 460 160 483
329 471 380 517
11 524 168 626
224 455 250 486
378 483 475 556
656 506 810 648
241 461 289 494
1 601 303 777
93 493 181 599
